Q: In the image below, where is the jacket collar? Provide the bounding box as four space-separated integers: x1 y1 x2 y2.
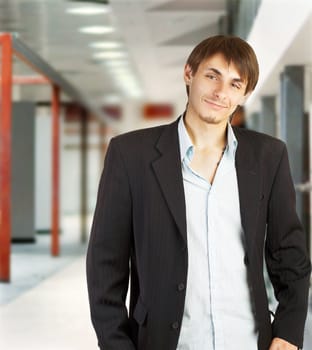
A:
233 126 262 250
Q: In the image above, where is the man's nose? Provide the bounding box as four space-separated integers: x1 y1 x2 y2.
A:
213 82 227 99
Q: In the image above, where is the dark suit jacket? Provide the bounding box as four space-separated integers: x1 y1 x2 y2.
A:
87 117 311 350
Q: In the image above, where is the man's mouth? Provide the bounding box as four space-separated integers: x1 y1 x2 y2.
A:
203 98 227 110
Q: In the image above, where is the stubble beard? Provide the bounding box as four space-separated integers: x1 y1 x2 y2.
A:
198 113 225 125
198 100 231 125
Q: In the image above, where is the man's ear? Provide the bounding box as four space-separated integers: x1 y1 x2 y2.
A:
184 64 193 85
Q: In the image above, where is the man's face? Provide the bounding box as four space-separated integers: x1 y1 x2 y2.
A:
184 53 250 126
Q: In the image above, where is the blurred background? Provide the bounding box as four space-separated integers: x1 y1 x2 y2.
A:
0 0 311 349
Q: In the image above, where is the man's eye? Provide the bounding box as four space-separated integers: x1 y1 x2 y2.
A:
232 83 241 89
206 74 217 80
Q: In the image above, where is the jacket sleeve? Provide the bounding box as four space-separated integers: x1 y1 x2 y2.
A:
86 138 136 350
265 144 311 348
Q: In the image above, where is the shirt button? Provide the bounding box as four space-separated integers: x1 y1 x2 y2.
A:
171 322 179 330
177 283 185 291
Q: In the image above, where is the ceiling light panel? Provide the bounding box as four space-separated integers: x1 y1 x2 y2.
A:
66 6 111 15
104 59 129 68
89 41 121 49
93 51 126 59
79 26 114 34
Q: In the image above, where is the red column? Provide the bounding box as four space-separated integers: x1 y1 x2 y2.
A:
51 85 60 256
0 34 13 282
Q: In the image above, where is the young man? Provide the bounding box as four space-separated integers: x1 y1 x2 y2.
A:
87 35 311 350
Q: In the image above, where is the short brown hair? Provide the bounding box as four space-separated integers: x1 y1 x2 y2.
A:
185 35 259 95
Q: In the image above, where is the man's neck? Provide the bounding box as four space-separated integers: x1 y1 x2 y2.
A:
183 112 228 152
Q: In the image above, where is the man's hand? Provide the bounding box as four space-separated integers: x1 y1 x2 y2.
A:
269 337 298 350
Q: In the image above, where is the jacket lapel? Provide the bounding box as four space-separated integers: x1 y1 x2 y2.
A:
152 119 187 246
233 127 262 249
151 121 262 250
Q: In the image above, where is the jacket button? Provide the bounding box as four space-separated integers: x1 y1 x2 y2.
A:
177 283 185 291
244 254 249 265
171 321 179 330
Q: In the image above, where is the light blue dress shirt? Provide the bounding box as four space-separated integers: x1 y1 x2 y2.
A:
176 116 258 350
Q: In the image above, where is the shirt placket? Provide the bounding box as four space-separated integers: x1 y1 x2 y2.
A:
207 149 231 350
207 183 225 350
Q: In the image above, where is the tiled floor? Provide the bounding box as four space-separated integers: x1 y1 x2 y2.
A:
0 216 311 349
0 257 97 350
0 216 98 350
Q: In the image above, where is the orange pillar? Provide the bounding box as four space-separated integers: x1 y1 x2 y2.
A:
0 34 13 282
51 85 60 256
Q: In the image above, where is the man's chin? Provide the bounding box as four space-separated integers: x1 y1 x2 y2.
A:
199 115 223 125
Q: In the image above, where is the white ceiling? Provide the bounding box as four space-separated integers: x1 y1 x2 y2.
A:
0 0 311 118
0 0 226 107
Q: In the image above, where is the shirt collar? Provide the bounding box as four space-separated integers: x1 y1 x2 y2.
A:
178 114 238 162
178 114 193 162
227 120 238 157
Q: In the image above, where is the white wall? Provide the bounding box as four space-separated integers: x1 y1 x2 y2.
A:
35 107 52 231
246 0 312 113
